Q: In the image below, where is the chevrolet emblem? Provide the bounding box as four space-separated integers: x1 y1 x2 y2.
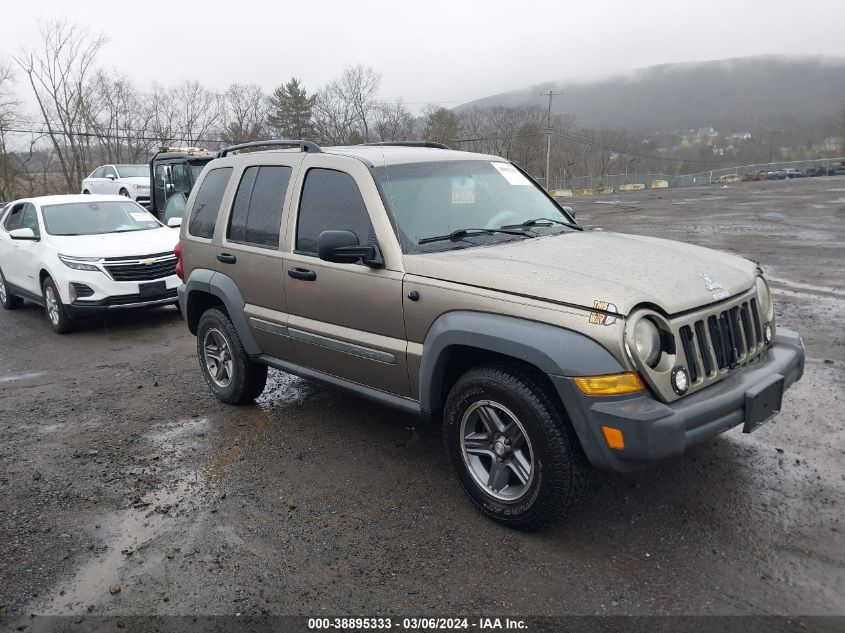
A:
142 258 154 266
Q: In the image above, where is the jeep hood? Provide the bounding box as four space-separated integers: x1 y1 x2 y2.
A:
402 231 758 316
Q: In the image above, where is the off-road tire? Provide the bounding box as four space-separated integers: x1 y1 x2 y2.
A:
0 268 24 309
196 308 267 404
443 363 588 530
42 277 73 334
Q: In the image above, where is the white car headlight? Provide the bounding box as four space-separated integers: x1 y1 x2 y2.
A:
58 254 102 272
634 317 662 368
132 184 150 190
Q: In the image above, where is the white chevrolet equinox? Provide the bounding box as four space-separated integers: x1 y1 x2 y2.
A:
0 194 180 333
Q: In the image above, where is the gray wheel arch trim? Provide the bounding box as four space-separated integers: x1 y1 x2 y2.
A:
418 311 625 415
179 269 261 356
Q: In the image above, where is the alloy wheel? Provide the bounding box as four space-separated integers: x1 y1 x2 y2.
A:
203 328 234 388
460 400 534 501
44 286 60 325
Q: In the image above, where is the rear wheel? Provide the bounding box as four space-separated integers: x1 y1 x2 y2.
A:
443 364 588 529
0 268 24 309
196 308 267 404
42 277 72 333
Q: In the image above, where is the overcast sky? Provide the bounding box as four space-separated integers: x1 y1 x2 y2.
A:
2 0 845 109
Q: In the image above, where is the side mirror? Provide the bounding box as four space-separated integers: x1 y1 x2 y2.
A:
562 205 576 220
167 217 182 228
318 230 384 268
106 174 116 181
9 227 38 241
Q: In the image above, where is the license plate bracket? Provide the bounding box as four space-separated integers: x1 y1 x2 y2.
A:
743 373 784 433
139 280 166 298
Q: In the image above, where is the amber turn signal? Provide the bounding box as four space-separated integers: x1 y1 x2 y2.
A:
573 372 646 396
601 426 625 450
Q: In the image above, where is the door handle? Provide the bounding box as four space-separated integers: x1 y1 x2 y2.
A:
288 267 316 281
216 253 237 264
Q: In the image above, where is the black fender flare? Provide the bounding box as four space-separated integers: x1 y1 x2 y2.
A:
180 269 261 356
418 311 624 415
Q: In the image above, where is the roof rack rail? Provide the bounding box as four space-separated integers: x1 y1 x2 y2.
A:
363 141 451 150
217 139 323 158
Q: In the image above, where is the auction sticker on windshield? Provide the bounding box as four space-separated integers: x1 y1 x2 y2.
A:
492 162 531 185
452 176 475 204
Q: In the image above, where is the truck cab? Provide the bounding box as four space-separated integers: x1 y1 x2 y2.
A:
149 147 217 217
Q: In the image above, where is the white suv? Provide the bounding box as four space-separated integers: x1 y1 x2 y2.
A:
0 195 179 333
81 164 151 207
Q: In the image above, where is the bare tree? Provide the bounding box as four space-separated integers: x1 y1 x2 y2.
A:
312 84 357 145
423 105 460 146
14 19 107 191
373 99 415 141
0 58 21 199
220 84 268 145
313 65 381 144
84 70 154 164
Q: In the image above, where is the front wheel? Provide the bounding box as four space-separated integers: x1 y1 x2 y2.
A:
42 277 73 333
443 364 588 529
196 308 267 404
0 268 24 309
119 188 130 198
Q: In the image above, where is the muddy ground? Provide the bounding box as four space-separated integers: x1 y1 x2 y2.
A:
0 176 843 620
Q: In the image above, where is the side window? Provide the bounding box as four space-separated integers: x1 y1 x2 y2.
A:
20 204 39 236
188 167 232 239
295 168 374 254
162 194 187 224
228 165 292 248
92 167 105 179
3 205 25 231
103 166 117 179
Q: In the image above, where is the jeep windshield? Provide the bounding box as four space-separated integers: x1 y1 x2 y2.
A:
42 201 162 236
375 160 578 252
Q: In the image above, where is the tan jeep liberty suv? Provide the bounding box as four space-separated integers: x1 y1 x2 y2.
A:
176 140 805 529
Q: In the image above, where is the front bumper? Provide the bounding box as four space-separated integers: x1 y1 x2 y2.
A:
552 328 805 474
67 288 178 316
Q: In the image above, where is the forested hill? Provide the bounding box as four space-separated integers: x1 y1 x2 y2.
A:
460 56 845 137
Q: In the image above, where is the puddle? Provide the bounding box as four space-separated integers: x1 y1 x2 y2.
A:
36 473 205 614
767 277 845 298
0 371 45 384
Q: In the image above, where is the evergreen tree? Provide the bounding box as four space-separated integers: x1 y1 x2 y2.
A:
268 78 315 139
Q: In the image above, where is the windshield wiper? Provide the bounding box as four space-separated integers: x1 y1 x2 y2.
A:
418 227 533 245
501 217 581 230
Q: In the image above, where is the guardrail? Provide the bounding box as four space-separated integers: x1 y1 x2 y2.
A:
536 157 845 193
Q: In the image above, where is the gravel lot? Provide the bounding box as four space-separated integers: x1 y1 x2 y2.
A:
0 176 843 620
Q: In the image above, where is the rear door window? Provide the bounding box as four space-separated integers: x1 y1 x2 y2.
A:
188 167 232 239
227 166 292 249
295 168 375 254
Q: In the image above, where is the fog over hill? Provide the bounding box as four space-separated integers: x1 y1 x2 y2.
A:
459 56 845 139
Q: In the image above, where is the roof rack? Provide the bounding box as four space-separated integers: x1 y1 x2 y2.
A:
217 140 323 158
363 141 451 150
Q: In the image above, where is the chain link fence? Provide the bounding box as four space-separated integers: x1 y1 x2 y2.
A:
535 157 845 193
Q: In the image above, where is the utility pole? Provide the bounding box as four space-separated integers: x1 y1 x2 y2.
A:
766 129 783 164
543 90 561 190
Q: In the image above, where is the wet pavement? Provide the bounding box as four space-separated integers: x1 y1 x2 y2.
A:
0 177 843 618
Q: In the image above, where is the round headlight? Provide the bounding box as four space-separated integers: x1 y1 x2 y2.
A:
756 276 773 320
634 318 662 368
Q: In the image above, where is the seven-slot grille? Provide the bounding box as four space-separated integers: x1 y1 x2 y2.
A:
103 252 177 282
678 299 764 384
